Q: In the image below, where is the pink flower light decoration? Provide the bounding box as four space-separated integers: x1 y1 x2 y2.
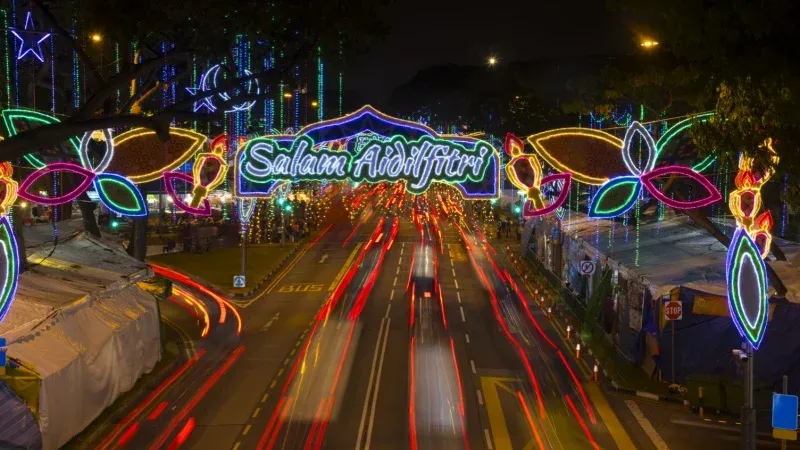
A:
640 165 722 209
18 162 96 205
163 171 212 216
522 173 572 218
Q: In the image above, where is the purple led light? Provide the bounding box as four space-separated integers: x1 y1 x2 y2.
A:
640 165 722 210
10 11 51 63
18 162 96 205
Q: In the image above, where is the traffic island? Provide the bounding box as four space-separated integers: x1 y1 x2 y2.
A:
147 243 297 297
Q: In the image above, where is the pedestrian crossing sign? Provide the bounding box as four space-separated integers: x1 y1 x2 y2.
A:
233 275 246 288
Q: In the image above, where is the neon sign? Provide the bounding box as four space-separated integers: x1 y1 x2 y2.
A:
235 106 501 199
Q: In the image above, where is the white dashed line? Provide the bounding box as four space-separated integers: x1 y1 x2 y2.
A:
465 334 470 344
252 407 261 418
242 424 251 435
400 248 404 255
626 400 670 449
393 277 397 286
460 306 466 322
390 290 395 301
452 268 456 277
456 291 461 304
396 267 400 275
454 279 459 289
476 390 484 405
385 303 391 318
484 429 494 450
470 360 476 374
233 442 241 450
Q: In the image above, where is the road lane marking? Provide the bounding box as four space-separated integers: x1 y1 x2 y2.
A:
283 358 289 365
242 424 251 435
465 334 470 344
232 442 241 450
481 377 516 450
460 306 466 322
396 267 400 275
261 393 268 403
364 318 391 449
319 254 329 263
452 268 456 277
626 399 669 449
484 429 494 450
398 257 402 264
457 291 461 304
393 277 397 287
400 248 404 255
477 389 484 405
584 384 637 449
390 290 395 301
470 360 477 374
277 368 284 376
270 380 276 388
385 303 391 318
329 243 363 291
252 408 260 418
454 279 459 289
356 318 389 450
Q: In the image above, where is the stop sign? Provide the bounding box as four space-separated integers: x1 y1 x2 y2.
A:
664 301 683 321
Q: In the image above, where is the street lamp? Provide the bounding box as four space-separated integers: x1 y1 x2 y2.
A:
487 55 498 67
90 33 102 43
640 39 659 49
283 92 293 99
311 100 319 107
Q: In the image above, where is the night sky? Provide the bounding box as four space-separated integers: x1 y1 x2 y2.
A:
347 0 632 104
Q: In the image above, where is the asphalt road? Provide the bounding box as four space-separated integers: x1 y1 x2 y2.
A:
88 189 798 450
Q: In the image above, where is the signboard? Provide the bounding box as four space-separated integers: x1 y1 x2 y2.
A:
773 393 799 433
235 106 501 199
664 300 683 321
233 275 246 288
578 260 595 276
0 337 6 368
551 227 559 242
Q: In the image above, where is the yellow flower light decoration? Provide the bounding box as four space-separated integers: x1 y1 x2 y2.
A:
527 128 624 186
111 127 207 184
728 138 779 258
189 143 228 208
0 162 18 217
505 133 545 209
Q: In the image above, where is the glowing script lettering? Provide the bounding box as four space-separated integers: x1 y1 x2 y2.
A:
239 135 493 195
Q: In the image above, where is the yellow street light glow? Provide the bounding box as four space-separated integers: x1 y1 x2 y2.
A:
311 100 319 107
640 40 659 49
91 33 102 43
487 55 498 66
283 92 293 99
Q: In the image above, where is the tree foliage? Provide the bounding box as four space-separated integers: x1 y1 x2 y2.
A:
589 0 800 210
0 0 388 162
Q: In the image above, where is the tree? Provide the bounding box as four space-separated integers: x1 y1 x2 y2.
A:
2 0 387 260
553 0 800 296
591 0 800 210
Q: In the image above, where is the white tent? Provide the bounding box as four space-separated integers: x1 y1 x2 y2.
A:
0 229 161 449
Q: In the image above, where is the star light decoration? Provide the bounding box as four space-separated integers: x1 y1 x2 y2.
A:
10 11 51 63
503 133 572 218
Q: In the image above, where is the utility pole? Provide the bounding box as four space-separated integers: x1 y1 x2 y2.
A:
741 342 756 450
240 223 247 279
